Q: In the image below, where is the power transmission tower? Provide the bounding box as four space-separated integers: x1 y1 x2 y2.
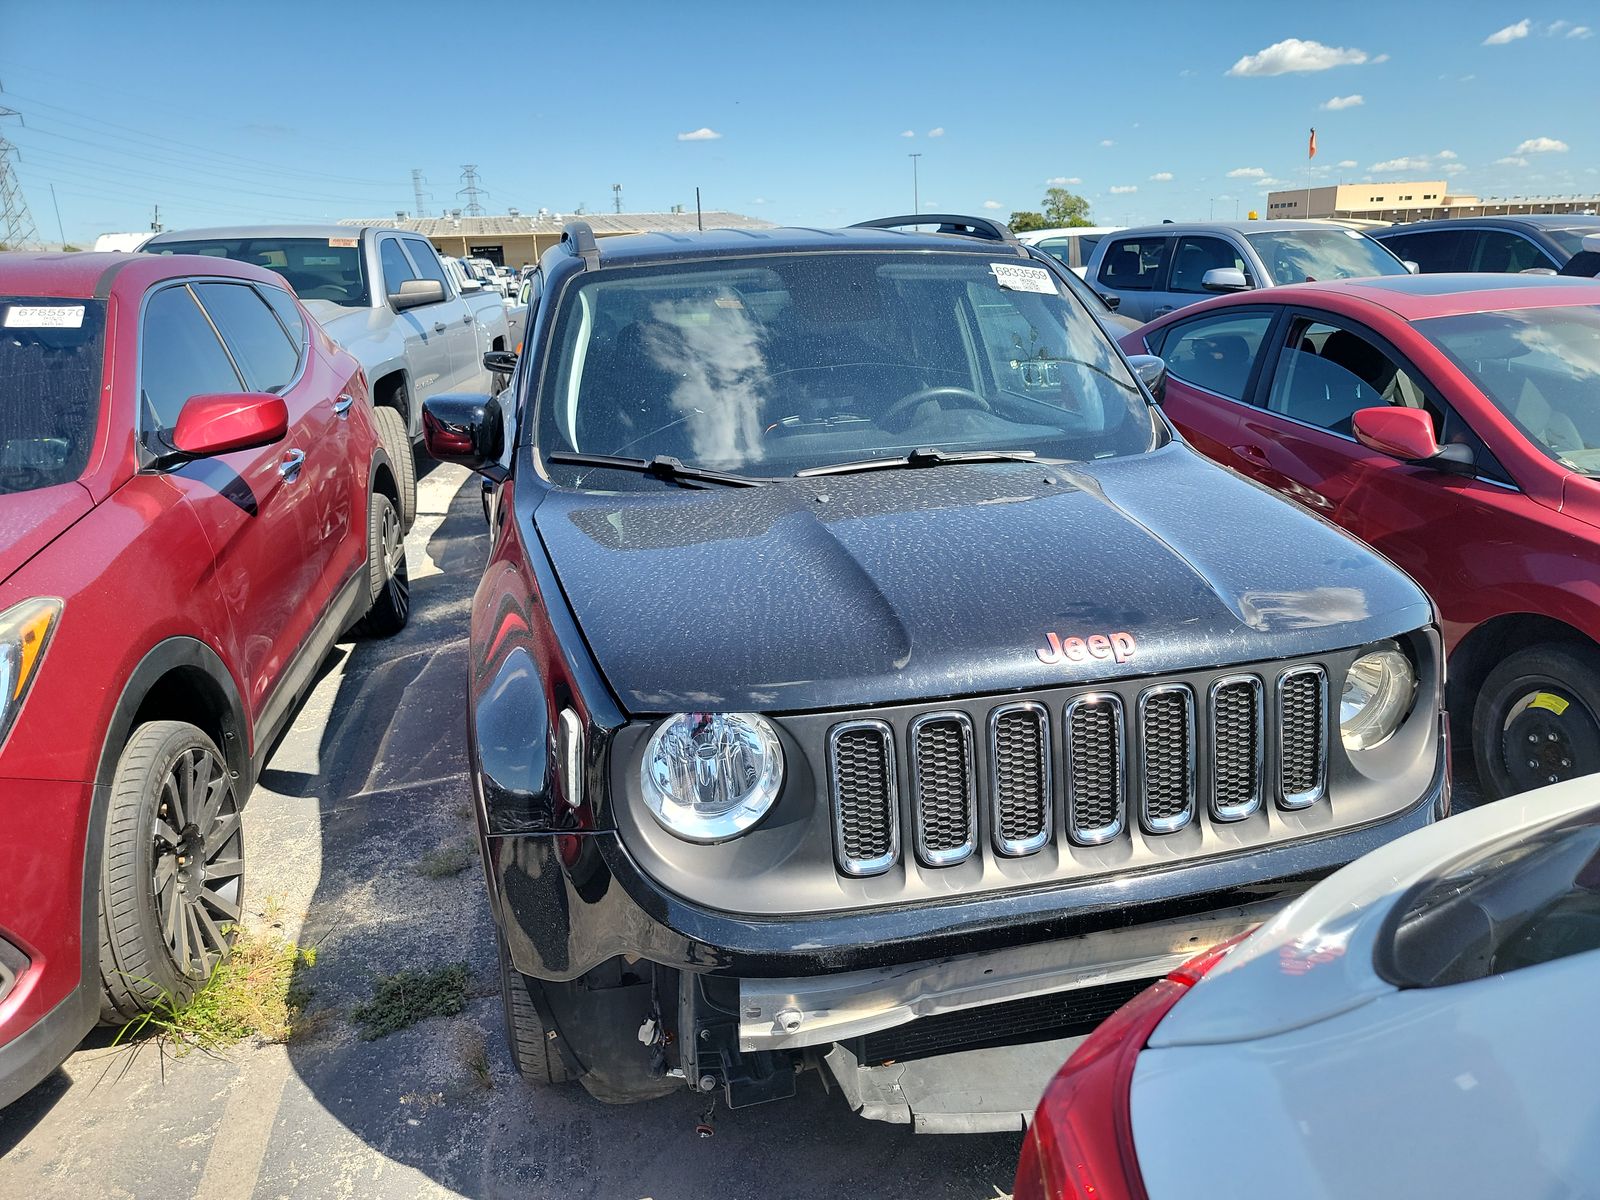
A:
0 107 40 250
612 183 622 213
411 169 432 218
457 165 488 217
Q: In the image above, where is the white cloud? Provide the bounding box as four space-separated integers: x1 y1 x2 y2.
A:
1369 156 1433 172
1437 149 1458 160
1547 19 1570 34
1321 94 1364 110
1442 162 1467 175
1227 166 1268 178
676 127 722 141
1045 176 1082 186
1109 185 1138 194
1099 138 1115 147
982 199 1002 210
1337 159 1359 168
1571 25 1594 38
900 130 915 138
1149 171 1174 181
751 197 768 205
1372 53 1390 64
1496 155 1530 167
1483 19 1530 45
1517 136 1569 154
927 127 945 137
1226 38 1369 76
1257 178 1286 187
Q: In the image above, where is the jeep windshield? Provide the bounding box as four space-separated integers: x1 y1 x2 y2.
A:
146 237 369 307
535 251 1162 482
0 296 105 494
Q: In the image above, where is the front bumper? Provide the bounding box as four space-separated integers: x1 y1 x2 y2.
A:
490 740 1448 984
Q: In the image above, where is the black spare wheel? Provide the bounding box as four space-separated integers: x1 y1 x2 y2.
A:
1475 643 1600 800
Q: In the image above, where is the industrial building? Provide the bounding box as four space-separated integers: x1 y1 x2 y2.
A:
1266 181 1600 223
339 209 774 268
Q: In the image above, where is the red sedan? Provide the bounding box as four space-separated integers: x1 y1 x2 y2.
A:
1120 274 1600 800
0 252 410 1108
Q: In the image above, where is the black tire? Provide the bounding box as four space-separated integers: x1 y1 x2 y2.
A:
352 490 410 639
497 930 571 1085
371 404 417 532
98 721 244 1024
1474 642 1600 800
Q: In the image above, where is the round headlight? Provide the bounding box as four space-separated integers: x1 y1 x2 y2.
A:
640 712 784 843
1340 648 1415 751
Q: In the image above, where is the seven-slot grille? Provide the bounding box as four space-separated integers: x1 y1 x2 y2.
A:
829 665 1330 875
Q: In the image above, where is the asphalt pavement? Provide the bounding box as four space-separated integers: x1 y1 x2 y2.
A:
0 462 1023 1200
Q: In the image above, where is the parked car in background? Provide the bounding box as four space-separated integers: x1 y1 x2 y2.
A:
421 216 1445 1129
1016 775 1600 1199
143 224 515 529
0 250 410 1110
1121 274 1600 799
1374 214 1600 275
1015 226 1124 277
1087 221 1411 323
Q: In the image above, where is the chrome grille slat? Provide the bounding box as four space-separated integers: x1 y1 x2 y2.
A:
990 702 1052 856
829 720 898 876
1278 667 1328 809
1210 675 1264 821
1139 685 1195 833
1065 694 1125 845
910 713 977 866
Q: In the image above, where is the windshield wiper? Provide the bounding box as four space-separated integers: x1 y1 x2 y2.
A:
796 447 1041 477
546 452 765 488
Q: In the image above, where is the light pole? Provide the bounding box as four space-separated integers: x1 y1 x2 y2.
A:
908 153 922 214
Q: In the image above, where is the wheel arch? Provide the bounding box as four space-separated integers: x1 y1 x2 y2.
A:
369 363 412 421
1449 612 1597 720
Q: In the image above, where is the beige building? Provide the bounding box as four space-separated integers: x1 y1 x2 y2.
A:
339 209 774 269
1266 180 1600 223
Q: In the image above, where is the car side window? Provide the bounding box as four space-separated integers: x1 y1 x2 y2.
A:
380 238 419 297
1035 238 1073 268
404 239 452 290
1159 312 1273 401
1384 229 1472 273
1097 237 1170 291
1265 319 1437 437
260 285 307 349
1075 235 1103 266
192 282 300 394
140 284 244 433
1168 236 1250 294
1475 231 1552 273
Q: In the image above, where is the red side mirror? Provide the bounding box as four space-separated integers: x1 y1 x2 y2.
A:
1352 406 1441 461
172 393 289 458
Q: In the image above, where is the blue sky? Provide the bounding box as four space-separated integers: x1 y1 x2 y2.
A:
2 1 1596 243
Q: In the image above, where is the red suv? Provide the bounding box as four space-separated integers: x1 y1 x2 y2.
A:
1121 274 1600 800
0 252 410 1108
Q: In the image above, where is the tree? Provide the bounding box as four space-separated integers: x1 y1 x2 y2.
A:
1008 210 1048 232
1042 187 1092 228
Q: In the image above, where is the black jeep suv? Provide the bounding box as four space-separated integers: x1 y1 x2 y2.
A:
424 215 1449 1131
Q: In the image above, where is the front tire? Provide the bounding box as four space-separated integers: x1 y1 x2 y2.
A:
352 490 410 639
497 931 571 1086
1474 642 1600 800
98 722 243 1023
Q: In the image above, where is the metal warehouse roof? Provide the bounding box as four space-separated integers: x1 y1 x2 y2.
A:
338 211 776 237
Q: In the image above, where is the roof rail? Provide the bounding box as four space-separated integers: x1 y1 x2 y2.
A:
561 220 600 269
850 214 1019 243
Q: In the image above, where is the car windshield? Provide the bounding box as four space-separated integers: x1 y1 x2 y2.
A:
1418 303 1600 473
147 237 369 306
1546 226 1600 258
1244 229 1408 285
536 250 1159 480
0 296 106 494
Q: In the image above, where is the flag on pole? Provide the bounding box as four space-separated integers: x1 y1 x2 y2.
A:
1309 128 1318 160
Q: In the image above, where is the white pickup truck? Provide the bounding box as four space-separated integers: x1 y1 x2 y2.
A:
143 224 516 526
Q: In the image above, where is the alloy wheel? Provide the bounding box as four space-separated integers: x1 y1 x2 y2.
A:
379 499 410 623
151 746 243 979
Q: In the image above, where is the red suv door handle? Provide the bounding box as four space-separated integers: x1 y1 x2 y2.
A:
278 449 306 481
1234 444 1270 465
333 394 353 417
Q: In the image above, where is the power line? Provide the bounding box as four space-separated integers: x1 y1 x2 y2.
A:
457 165 487 217
0 106 39 248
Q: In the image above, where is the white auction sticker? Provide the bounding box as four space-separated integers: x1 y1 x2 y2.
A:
4 305 85 329
989 262 1057 294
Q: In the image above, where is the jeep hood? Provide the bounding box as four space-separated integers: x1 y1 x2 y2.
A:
535 444 1432 715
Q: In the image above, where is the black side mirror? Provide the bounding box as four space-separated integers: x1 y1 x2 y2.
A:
389 279 446 311
484 349 518 375
1125 353 1167 402
422 393 505 480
